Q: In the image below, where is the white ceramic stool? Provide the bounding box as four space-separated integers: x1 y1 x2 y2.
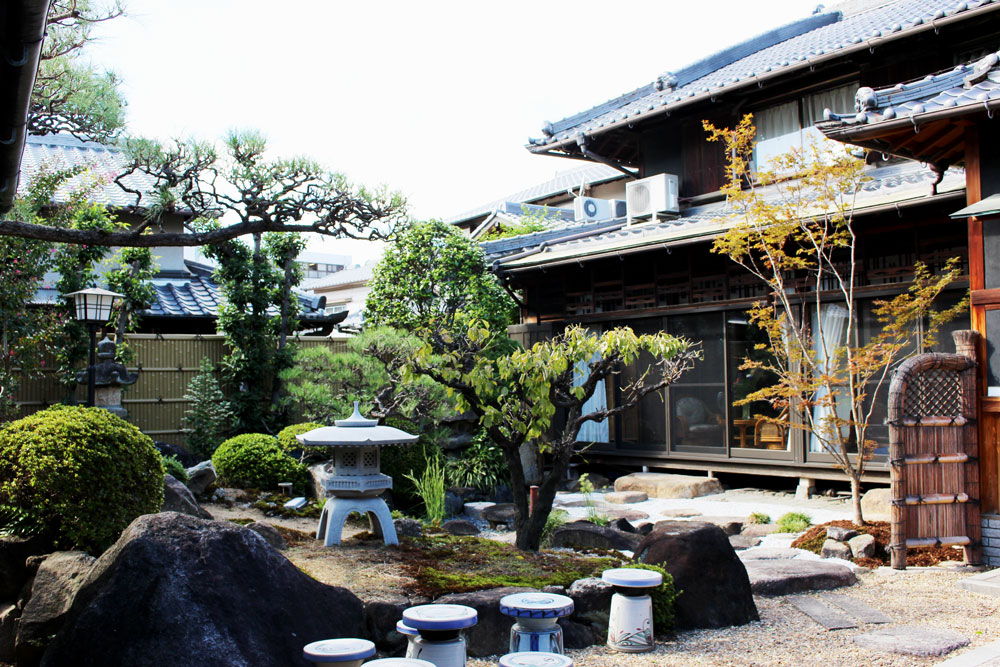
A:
365 659 436 667
601 568 662 653
301 638 375 667
401 604 478 667
498 652 573 667
499 592 574 654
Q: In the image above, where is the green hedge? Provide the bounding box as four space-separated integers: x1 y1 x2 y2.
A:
212 433 309 494
0 405 164 554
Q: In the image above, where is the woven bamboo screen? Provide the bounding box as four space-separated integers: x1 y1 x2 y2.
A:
887 329 981 569
13 334 349 445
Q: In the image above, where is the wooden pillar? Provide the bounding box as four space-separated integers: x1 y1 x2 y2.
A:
965 125 1000 515
955 330 983 564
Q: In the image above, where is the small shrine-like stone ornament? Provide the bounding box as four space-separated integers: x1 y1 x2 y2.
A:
75 336 138 418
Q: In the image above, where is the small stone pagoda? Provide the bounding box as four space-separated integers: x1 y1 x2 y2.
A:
75 337 138 418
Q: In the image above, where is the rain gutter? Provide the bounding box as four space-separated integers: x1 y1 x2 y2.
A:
0 0 49 214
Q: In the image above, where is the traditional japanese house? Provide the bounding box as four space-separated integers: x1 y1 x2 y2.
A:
489 0 1000 495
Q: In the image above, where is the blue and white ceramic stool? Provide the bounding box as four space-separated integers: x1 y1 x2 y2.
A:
498 651 573 667
396 619 419 655
301 638 375 667
400 604 478 667
601 568 662 653
364 659 436 667
498 592 574 654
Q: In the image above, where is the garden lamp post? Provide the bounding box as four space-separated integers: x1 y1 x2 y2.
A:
65 288 124 407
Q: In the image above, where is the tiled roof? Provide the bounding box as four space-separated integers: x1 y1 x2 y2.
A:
480 216 624 262
528 0 999 151
497 161 964 269
19 134 159 208
145 268 331 321
821 49 1000 126
444 163 622 225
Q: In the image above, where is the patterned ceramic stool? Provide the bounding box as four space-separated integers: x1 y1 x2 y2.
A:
302 638 375 666
401 604 478 667
365 659 437 667
499 592 574 654
601 568 662 653
498 652 574 667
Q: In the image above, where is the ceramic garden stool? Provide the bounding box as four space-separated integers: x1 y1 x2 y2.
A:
497 652 573 667
396 619 419 655
400 604 478 667
365 660 436 667
601 568 662 653
301 638 375 667
498 592 574 654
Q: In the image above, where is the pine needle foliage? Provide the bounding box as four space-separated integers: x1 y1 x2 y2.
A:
183 357 235 458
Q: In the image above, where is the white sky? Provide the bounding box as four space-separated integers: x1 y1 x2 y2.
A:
87 0 822 263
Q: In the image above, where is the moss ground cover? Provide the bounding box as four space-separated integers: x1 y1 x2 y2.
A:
393 535 621 597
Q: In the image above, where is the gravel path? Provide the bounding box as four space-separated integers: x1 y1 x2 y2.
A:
468 567 1000 667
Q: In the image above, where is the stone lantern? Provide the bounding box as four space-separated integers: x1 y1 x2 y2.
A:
74 336 138 418
297 402 418 546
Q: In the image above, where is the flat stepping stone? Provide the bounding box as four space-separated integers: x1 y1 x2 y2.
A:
729 534 762 550
743 559 857 596
659 508 702 518
853 626 970 657
614 472 722 499
935 639 1000 666
605 509 649 522
957 568 1000 598
819 593 891 624
605 491 648 504
739 547 811 561
786 595 857 630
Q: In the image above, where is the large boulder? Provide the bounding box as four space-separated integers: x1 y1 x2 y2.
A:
15 551 95 667
482 503 516 529
434 587 534 657
614 472 722 499
162 474 213 520
40 512 363 667
185 460 217 496
564 576 612 646
363 593 411 653
635 521 758 629
860 487 891 521
547 521 641 552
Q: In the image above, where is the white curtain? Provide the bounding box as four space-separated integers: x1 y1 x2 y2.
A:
755 100 800 169
575 353 609 443
809 304 851 452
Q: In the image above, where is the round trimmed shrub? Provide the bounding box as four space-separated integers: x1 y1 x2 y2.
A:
276 422 327 463
0 405 165 554
212 433 308 493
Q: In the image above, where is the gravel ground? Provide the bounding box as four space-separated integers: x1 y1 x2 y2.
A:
468 567 1000 667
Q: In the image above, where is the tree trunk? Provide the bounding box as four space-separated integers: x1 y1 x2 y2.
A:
513 444 572 551
851 474 865 526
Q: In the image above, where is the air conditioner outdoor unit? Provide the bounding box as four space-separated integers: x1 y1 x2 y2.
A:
626 173 679 224
573 197 627 222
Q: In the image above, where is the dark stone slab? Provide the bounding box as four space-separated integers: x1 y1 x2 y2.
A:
744 559 857 596
548 522 641 552
729 534 762 550
40 512 363 667
636 521 758 629
363 593 409 654
482 503 516 529
819 593 891 624
442 519 480 536
786 595 857 630
853 626 971 657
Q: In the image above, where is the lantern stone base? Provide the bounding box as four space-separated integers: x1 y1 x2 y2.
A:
316 496 397 547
